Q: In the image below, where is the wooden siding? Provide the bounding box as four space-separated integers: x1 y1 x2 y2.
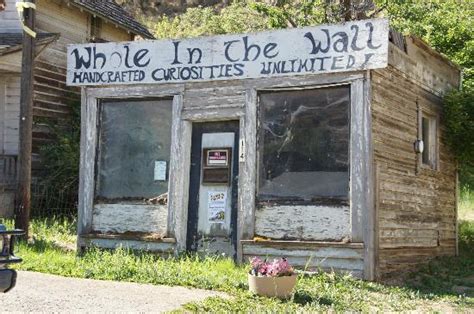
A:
241 240 364 278
372 62 458 279
0 74 21 155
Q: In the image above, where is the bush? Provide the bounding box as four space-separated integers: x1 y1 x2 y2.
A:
147 3 270 39
443 88 474 188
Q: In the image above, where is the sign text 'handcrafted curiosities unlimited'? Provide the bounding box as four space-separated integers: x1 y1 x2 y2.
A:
67 19 389 86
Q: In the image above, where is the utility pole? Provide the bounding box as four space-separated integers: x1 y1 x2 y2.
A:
15 0 36 239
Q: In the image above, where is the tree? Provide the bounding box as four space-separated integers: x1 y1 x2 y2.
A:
374 0 473 90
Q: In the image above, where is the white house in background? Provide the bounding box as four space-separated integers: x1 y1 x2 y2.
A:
0 0 153 216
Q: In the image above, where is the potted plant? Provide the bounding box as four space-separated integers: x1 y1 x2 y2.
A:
248 257 297 299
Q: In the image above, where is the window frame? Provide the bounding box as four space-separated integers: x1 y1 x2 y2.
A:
255 83 352 206
94 97 174 203
419 111 439 171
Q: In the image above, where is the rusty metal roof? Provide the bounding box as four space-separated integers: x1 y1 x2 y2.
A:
71 0 154 39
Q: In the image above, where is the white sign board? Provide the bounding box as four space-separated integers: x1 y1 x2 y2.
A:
154 161 167 181
67 19 388 86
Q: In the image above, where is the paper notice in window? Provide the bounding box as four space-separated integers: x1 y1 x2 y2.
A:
154 161 167 181
208 191 226 223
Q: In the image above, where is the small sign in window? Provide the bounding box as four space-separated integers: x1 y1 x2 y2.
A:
207 150 229 166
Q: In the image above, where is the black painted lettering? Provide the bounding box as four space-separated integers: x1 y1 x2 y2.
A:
361 53 375 67
92 47 106 69
181 67 191 80
124 46 133 68
72 71 83 83
350 25 364 51
263 43 278 58
304 29 330 54
187 47 203 64
332 32 349 53
71 47 91 70
331 56 345 70
152 68 164 81
260 62 271 75
233 63 244 76
168 67 177 80
316 56 331 71
134 49 150 67
366 22 382 49
346 55 355 68
224 40 240 62
224 64 233 77
243 36 261 61
172 41 182 64
208 65 220 79
190 66 200 79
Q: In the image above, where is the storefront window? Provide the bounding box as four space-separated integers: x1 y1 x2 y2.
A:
258 86 350 203
96 99 173 200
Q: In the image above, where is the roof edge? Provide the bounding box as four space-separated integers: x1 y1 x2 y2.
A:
69 1 154 39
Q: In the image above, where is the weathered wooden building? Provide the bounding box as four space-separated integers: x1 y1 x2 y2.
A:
0 0 153 216
68 19 460 280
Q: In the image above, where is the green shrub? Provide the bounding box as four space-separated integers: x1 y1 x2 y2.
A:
147 3 270 39
443 88 474 188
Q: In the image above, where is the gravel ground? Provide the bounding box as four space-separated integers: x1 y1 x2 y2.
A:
0 271 224 312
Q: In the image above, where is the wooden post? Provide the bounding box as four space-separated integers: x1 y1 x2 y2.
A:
15 0 36 238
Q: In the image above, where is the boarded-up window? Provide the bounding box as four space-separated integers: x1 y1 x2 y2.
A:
258 86 350 203
96 99 172 200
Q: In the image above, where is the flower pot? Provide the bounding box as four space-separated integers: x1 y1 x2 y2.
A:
248 273 297 299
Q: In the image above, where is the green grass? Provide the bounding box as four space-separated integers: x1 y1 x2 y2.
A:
459 187 474 221
2 217 472 312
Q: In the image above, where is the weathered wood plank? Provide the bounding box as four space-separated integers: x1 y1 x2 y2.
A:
167 94 184 238
255 205 351 241
78 236 175 254
372 62 457 279
77 89 97 238
92 204 168 235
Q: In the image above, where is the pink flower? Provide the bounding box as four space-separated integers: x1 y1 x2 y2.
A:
249 257 294 277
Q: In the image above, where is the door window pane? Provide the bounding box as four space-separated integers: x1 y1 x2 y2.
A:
258 86 350 202
421 115 437 169
96 99 172 200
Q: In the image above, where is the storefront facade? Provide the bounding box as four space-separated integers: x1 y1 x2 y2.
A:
68 19 460 281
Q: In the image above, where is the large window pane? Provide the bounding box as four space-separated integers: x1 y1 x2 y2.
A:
258 86 350 202
96 99 172 200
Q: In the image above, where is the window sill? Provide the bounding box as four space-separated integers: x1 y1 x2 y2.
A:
241 239 363 249
257 198 349 207
80 232 176 243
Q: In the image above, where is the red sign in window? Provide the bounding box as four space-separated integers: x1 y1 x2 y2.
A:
207 150 228 166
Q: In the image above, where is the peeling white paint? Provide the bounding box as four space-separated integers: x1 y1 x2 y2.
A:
255 205 351 241
92 204 168 235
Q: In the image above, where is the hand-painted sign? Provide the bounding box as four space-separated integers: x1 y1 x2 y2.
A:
67 19 389 86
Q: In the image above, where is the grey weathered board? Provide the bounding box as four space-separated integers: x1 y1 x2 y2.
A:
67 19 388 86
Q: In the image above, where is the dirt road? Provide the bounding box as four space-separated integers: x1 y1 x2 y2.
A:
0 271 223 312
